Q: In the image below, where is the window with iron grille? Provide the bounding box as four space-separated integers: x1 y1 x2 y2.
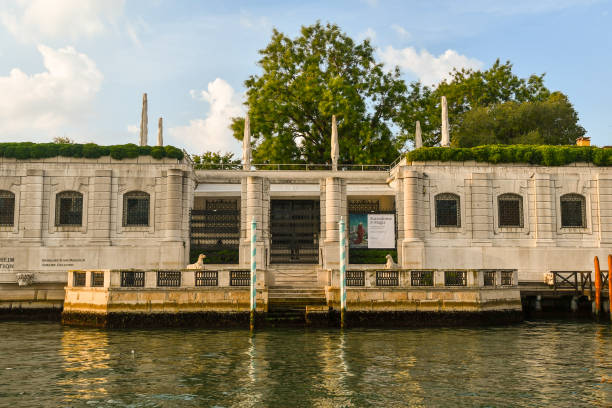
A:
498 194 523 227
0 190 15 226
230 270 250 286
376 270 398 286
56 191 83 226
560 194 586 228
91 271 105 287
121 271 145 287
501 271 513 286
346 270 365 287
73 271 86 287
348 200 379 213
190 199 240 264
123 191 150 226
444 270 467 286
157 270 181 287
435 193 460 227
195 271 218 286
411 270 434 286
483 270 496 286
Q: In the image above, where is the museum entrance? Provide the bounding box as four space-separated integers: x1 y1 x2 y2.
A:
270 200 320 264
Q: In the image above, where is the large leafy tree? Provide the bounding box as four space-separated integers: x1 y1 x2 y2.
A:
231 22 407 165
400 60 584 147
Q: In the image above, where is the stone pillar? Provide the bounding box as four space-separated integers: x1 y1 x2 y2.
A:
470 173 492 242
91 170 111 244
400 169 424 268
21 169 44 243
243 176 266 267
597 177 612 244
534 173 554 245
164 169 183 242
323 177 345 269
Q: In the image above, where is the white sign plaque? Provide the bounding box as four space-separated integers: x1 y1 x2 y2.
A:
367 214 395 249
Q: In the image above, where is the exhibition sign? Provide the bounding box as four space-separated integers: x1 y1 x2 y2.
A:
349 213 395 249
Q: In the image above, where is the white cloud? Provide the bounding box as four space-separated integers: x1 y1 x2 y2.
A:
127 124 139 134
0 45 103 137
170 78 244 154
0 0 125 42
379 46 483 86
358 28 377 42
391 24 411 40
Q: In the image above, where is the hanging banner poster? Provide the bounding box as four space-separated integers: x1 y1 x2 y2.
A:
367 214 395 249
348 214 368 248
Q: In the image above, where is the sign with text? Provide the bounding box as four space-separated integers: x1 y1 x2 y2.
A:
366 214 395 249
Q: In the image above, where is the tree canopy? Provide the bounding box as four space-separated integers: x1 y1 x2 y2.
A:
231 22 407 165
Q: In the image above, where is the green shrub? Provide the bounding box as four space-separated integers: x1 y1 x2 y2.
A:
407 145 611 166
0 142 184 161
348 248 397 264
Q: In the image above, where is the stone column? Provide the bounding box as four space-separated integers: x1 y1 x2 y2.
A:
534 173 555 245
597 177 612 244
470 173 492 242
91 170 111 244
164 169 183 242
243 176 266 267
400 169 424 268
323 177 344 269
21 169 44 243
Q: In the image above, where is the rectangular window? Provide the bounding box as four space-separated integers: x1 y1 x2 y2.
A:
0 192 15 226
561 198 585 228
498 196 523 227
56 193 83 226
436 197 460 227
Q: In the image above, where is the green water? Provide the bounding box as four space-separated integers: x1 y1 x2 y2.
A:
0 320 610 407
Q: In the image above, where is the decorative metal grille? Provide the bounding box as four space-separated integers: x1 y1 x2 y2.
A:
73 271 86 287
157 270 181 287
190 199 240 264
270 200 320 264
123 191 150 226
0 190 15 226
445 270 467 286
376 270 399 286
560 194 586 228
411 270 434 286
484 270 496 287
498 194 523 227
501 271 513 286
230 270 250 286
91 271 104 287
56 191 83 226
346 270 365 287
121 271 145 287
435 193 460 227
195 271 218 286
348 200 379 213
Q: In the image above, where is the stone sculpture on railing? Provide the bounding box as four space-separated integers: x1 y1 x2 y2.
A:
385 254 399 269
187 254 206 269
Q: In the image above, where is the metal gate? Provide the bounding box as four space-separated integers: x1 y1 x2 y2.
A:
270 200 320 264
190 199 240 264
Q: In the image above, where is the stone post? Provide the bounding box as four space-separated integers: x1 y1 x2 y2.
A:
244 176 266 267
323 177 345 269
400 169 424 268
440 96 450 147
164 169 183 242
21 169 44 243
91 170 112 244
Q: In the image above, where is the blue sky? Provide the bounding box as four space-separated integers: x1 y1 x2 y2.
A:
0 0 610 155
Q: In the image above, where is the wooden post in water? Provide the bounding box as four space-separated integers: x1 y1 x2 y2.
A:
250 217 256 331
339 217 347 329
594 256 601 318
608 255 612 322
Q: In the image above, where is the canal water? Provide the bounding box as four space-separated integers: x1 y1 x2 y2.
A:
0 321 610 407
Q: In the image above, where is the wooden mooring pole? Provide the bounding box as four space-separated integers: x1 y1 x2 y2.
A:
339 217 347 329
608 255 612 322
594 256 601 318
250 217 256 331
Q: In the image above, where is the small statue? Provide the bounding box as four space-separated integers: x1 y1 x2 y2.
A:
187 254 206 269
385 254 398 269
543 272 554 286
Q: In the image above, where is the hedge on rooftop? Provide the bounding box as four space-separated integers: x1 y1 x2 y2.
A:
407 145 612 167
0 143 184 161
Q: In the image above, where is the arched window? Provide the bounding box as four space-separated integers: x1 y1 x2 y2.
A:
123 191 150 226
560 193 586 228
0 190 15 226
498 193 523 227
435 193 460 227
56 191 83 226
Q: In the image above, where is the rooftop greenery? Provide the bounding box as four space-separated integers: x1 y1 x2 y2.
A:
0 142 184 161
407 145 612 167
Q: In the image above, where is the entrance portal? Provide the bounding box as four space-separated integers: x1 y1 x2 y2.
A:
270 200 320 264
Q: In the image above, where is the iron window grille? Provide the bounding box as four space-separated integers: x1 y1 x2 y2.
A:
73 271 86 287
190 199 240 264
195 271 218 286
121 271 145 287
157 271 181 287
411 270 434 286
230 270 250 286
498 194 523 227
445 270 467 286
435 193 460 227
123 191 150 226
501 271 513 286
56 191 83 226
376 270 399 287
560 194 586 228
346 270 365 287
348 200 380 213
0 190 15 226
483 270 496 287
91 271 105 287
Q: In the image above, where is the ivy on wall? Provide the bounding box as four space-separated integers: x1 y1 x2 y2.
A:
0 143 184 161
